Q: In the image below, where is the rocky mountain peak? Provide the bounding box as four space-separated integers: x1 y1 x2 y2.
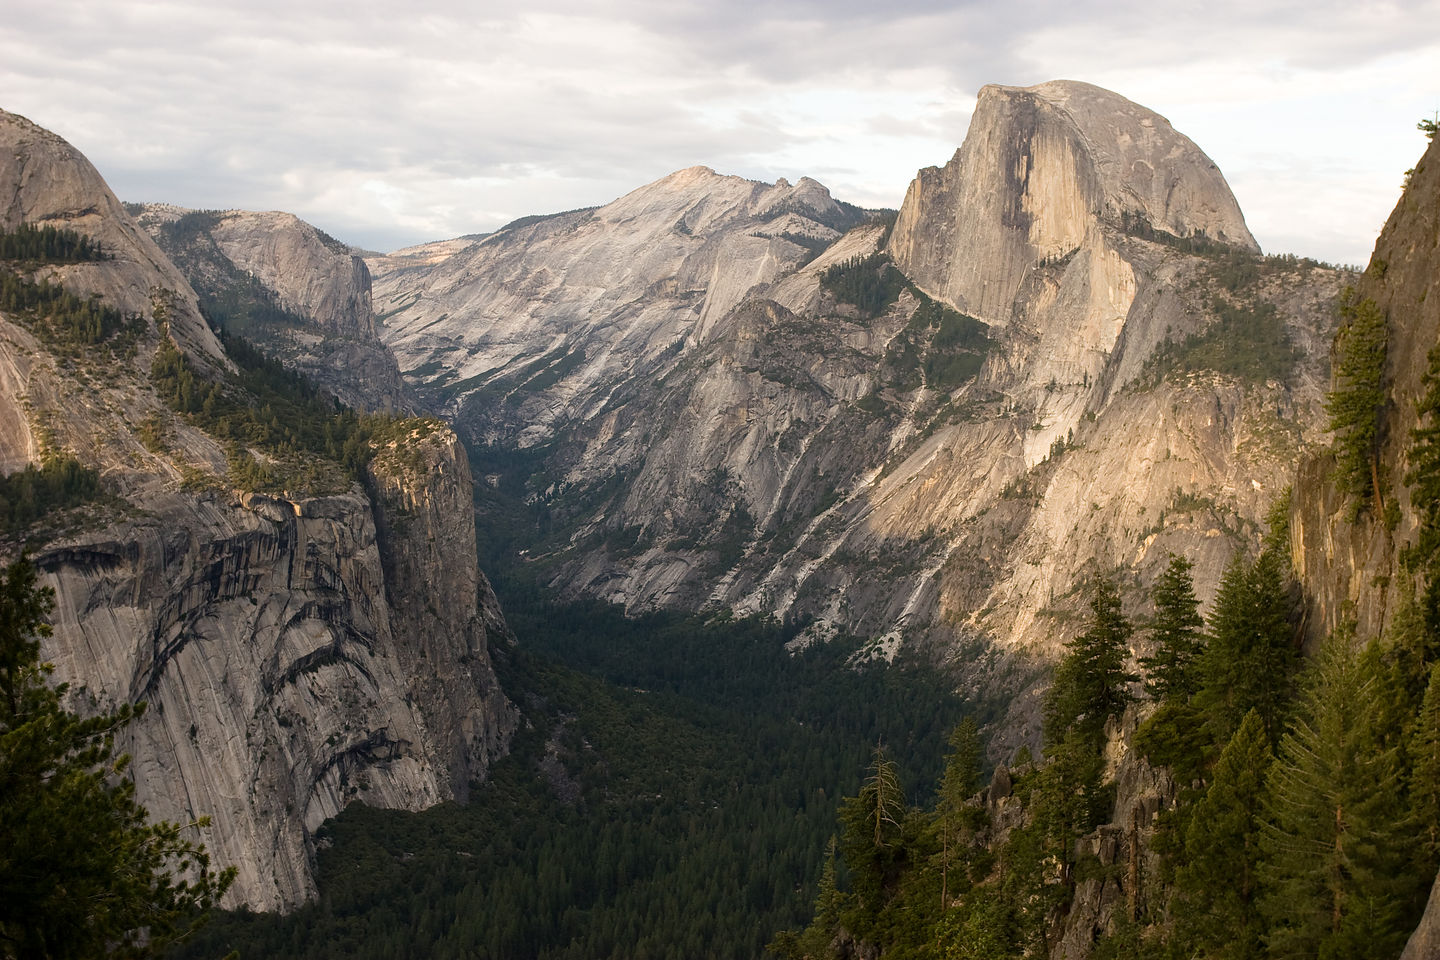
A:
889 79 1255 328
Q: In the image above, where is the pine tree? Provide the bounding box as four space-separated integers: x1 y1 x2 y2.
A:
1405 342 1440 636
935 718 986 908
1197 549 1298 747
1259 630 1411 960
1325 290 1389 514
1169 709 1271 959
0 558 233 957
1044 576 1138 751
838 745 908 921
1410 661 1440 867
1139 553 1205 702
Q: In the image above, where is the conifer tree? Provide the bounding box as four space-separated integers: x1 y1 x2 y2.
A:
1406 342 1440 635
1044 576 1138 751
1197 549 1297 747
1170 709 1271 959
1259 630 1411 960
1410 661 1440 867
838 745 907 921
1139 553 1205 702
1325 290 1389 513
935 718 986 908
0 558 233 958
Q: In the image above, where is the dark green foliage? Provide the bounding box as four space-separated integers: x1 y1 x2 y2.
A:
1131 697 1211 787
1195 549 1299 748
822 251 990 397
0 223 107 262
1044 577 1138 751
1116 210 1235 258
914 299 989 393
820 253 909 319
1259 631 1414 960
1170 710 1271 960
1410 662 1440 865
1138 553 1205 702
837 747 909 919
0 457 101 535
0 267 138 349
0 558 233 957
1142 298 1300 386
174 594 979 960
150 334 426 491
1326 290 1389 512
1405 341 1440 637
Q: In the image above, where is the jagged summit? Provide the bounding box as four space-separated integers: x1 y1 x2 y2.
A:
370 163 860 439
890 79 1256 326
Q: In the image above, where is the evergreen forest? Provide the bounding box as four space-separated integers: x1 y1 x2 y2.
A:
172 588 990 960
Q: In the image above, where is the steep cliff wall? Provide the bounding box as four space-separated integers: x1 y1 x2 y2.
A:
370 84 1336 695
1291 133 1440 643
890 80 1255 329
0 108 514 910
136 204 410 412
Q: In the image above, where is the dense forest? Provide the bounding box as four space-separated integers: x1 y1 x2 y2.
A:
173 590 993 960
773 532 1439 959
150 327 433 493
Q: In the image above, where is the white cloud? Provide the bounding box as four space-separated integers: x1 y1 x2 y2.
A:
1 0 1435 261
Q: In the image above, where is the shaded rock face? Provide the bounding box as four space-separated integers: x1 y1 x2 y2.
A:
0 109 515 909
1401 872 1440 960
0 110 225 475
1290 133 1440 645
135 204 410 412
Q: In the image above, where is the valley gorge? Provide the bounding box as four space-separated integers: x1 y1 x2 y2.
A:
1 76 1438 960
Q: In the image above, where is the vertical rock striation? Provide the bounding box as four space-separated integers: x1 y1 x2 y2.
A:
0 107 515 910
890 79 1256 328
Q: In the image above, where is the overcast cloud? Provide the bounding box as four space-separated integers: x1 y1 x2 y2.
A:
2 0 1436 264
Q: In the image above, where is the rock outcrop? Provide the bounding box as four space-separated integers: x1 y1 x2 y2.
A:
0 108 515 910
890 80 1256 328
370 166 862 443
135 204 410 413
1290 132 1440 644
1402 873 1440 960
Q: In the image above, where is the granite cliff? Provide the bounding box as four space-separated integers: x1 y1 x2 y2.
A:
1290 130 1440 958
370 83 1341 734
0 108 515 910
134 204 410 413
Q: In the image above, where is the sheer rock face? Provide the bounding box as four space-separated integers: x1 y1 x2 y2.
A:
135 205 410 412
0 109 515 910
890 80 1256 329
369 166 856 444
367 85 1338 711
1402 872 1440 960
1290 133 1440 644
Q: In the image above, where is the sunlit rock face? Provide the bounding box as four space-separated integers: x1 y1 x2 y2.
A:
364 81 1339 741
0 107 515 910
890 79 1256 328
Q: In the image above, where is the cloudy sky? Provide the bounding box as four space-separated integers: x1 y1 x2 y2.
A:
3 1 1436 265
